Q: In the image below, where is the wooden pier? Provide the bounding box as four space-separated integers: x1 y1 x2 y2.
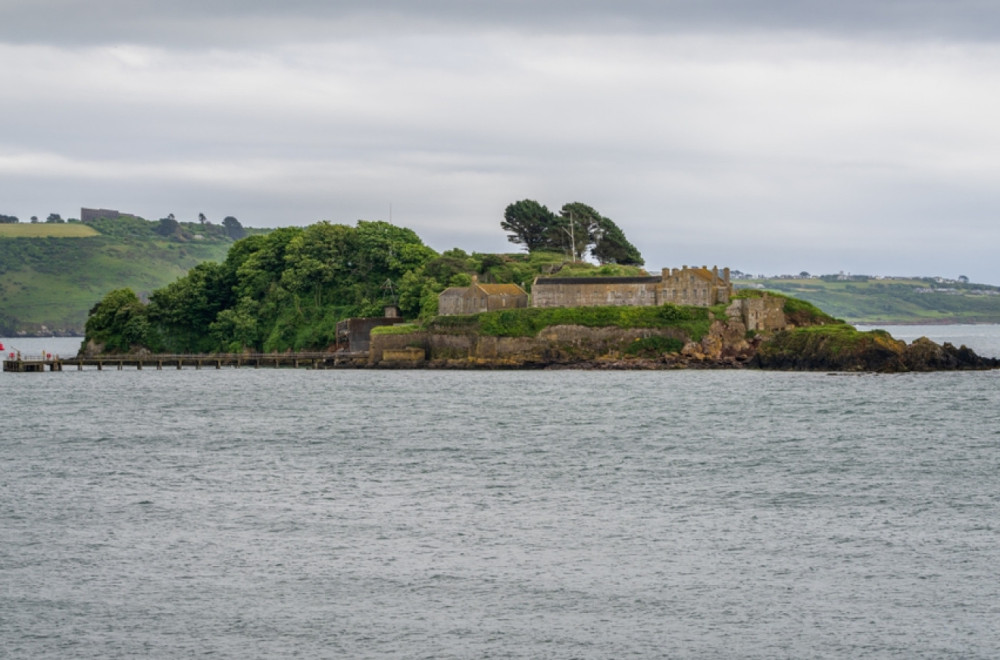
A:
2 352 369 373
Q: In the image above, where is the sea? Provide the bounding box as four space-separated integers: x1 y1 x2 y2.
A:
2 326 999 659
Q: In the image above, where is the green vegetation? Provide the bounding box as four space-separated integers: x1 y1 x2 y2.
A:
0 223 99 238
78 218 679 354
84 221 438 353
423 304 711 340
500 199 643 265
754 324 908 371
543 262 647 278
0 232 232 335
370 323 422 336
743 277 1000 324
624 335 686 357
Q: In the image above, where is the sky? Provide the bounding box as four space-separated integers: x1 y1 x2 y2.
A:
3 1 1000 282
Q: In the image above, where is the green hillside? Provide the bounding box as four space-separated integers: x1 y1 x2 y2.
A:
0 219 241 335
0 223 100 238
741 276 1000 324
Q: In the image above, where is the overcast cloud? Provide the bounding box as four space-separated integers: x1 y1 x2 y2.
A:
3 1 1000 281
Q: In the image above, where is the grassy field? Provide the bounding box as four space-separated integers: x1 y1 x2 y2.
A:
0 223 100 238
743 277 1000 324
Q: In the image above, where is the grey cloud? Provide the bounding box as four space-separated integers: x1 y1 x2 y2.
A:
5 2 1000 282
5 1 1000 47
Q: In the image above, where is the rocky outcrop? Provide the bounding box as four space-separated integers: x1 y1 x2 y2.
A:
752 330 999 372
369 317 998 372
902 337 998 371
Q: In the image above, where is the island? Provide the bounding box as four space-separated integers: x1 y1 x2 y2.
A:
71 214 997 373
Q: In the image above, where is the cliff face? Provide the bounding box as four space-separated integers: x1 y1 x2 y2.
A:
370 316 761 370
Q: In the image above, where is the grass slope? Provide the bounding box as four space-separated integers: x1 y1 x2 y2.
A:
0 224 100 238
0 235 231 334
743 277 1000 324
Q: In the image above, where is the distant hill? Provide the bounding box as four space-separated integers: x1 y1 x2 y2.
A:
740 276 1000 324
0 217 255 336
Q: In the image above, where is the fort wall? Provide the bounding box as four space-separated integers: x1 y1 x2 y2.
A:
530 276 661 309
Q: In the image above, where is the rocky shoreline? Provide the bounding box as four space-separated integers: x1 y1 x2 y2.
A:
370 321 999 374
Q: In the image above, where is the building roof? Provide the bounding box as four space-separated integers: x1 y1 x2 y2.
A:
533 276 661 286
666 267 727 284
438 287 468 297
474 282 527 296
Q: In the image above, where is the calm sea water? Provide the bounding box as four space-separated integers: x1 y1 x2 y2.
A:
3 330 1000 658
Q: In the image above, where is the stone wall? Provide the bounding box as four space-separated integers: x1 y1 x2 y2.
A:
438 283 528 315
727 295 787 332
660 266 731 306
438 288 479 316
530 277 662 308
530 267 733 309
80 208 123 223
335 317 408 352
370 325 696 367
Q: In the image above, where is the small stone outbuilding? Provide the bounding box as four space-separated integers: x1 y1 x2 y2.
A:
437 279 529 316
335 306 407 352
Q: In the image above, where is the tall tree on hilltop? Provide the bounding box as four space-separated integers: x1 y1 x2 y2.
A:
155 215 180 237
222 215 246 239
554 202 604 261
591 216 644 266
501 199 643 263
501 199 558 252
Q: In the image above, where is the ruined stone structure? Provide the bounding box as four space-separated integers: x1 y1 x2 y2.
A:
335 306 408 353
80 208 129 223
729 294 787 332
531 266 733 309
437 280 529 316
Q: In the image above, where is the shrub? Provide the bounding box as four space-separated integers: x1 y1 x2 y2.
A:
371 323 421 336
624 335 684 357
435 304 712 339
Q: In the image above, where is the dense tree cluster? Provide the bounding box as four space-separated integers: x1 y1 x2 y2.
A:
86 221 446 353
0 214 19 223
501 199 644 266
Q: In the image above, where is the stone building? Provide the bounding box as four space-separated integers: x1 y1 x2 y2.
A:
728 294 787 332
80 208 128 223
437 280 529 316
660 266 733 306
531 266 733 309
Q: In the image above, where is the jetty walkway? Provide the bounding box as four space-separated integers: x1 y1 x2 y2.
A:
3 352 368 373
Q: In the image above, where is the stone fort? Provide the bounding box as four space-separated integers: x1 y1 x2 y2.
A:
436 265 787 332
531 266 733 309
